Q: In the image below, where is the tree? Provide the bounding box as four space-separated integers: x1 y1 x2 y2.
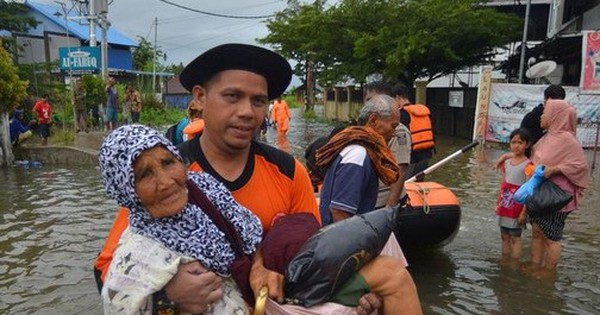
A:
164 62 185 76
0 0 38 55
132 36 167 72
259 0 332 112
260 0 522 88
0 43 29 166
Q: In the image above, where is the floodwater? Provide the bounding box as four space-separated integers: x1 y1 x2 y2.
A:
1 107 599 314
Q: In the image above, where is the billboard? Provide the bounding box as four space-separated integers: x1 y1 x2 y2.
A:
580 31 600 94
59 46 100 74
486 83 600 147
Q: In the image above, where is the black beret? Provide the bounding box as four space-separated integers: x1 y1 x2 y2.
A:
179 43 292 100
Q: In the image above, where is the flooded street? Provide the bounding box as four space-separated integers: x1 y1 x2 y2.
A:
1 107 599 314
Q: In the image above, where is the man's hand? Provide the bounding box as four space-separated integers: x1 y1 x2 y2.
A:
164 261 223 313
354 293 382 315
250 261 285 303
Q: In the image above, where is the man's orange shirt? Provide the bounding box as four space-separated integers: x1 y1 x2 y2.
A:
272 100 290 122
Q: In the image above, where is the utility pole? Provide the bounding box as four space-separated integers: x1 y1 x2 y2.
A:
88 0 97 47
152 16 157 93
518 0 532 84
100 15 109 78
93 0 109 78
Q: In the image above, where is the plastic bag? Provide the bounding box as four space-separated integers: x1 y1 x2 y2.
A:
513 165 545 204
526 180 573 217
284 207 398 307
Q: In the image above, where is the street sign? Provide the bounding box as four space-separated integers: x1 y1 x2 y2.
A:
59 46 101 74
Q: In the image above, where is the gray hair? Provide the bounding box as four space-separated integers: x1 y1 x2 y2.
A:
356 94 396 125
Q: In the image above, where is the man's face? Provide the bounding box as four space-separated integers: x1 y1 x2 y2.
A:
195 70 269 154
370 109 401 142
394 95 409 109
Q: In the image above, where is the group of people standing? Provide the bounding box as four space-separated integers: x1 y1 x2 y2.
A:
494 85 589 274
94 44 423 315
103 77 142 132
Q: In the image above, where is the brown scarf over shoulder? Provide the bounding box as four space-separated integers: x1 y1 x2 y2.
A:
315 126 399 186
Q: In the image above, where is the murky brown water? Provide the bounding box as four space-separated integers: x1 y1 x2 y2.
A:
1 107 599 314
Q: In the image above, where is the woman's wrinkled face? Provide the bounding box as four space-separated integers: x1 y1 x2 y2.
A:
133 146 188 218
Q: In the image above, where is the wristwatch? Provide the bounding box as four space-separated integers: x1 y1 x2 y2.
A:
153 288 179 315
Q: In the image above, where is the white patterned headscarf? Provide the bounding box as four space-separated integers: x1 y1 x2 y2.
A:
98 124 262 275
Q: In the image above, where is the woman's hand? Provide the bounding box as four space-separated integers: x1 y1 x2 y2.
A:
543 165 560 178
518 208 528 225
355 293 383 315
164 261 223 313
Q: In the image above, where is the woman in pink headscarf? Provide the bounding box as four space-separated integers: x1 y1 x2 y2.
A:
528 99 589 270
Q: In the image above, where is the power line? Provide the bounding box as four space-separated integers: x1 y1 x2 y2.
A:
163 20 262 52
157 0 277 19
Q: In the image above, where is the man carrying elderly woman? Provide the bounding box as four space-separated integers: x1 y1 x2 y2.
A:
95 43 422 314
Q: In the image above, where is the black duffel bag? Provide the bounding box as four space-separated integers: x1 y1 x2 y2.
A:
284 207 398 307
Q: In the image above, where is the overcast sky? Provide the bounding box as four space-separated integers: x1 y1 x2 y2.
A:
33 1 293 70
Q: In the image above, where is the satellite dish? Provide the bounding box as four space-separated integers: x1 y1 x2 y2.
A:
526 60 557 79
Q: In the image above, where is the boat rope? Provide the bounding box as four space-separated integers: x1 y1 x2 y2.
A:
413 183 431 214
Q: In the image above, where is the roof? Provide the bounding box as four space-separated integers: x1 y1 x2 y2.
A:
26 1 136 47
166 77 190 94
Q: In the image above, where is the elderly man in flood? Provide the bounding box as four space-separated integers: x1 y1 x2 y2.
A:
317 94 401 224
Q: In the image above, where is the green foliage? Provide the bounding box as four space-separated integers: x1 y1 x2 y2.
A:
81 75 106 109
17 60 63 97
139 107 185 127
0 43 28 112
164 62 185 76
0 1 38 32
50 128 75 145
261 0 522 87
141 93 164 111
302 108 318 120
284 95 300 109
0 0 38 53
132 36 167 71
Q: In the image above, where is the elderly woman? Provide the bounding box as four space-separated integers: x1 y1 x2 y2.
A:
98 125 262 314
528 99 589 270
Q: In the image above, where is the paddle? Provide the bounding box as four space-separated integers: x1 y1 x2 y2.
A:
405 140 480 183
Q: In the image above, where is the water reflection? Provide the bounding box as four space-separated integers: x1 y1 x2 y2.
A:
0 107 599 314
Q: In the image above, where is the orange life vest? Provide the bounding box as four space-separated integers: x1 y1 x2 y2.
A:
183 118 204 140
404 104 435 151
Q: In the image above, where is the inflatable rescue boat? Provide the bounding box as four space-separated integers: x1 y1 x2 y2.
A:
395 181 461 249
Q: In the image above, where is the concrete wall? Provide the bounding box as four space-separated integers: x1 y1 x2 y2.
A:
14 146 98 166
13 132 105 166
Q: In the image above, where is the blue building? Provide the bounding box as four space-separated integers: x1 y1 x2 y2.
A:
13 1 136 74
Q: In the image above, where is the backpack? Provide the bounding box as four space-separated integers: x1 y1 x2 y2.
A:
164 123 179 145
304 126 345 190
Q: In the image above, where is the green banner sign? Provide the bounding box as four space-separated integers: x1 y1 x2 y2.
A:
59 46 100 73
